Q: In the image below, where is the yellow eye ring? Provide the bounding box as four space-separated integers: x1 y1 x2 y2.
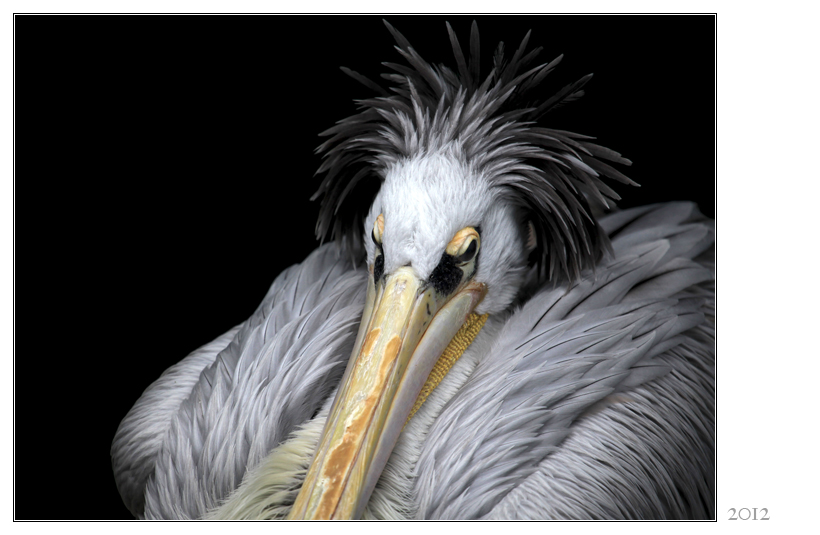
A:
445 227 480 264
372 214 384 245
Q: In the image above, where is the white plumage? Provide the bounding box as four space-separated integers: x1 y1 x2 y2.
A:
111 21 714 519
113 203 713 519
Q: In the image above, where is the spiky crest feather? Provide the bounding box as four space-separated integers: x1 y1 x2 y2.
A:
313 20 636 283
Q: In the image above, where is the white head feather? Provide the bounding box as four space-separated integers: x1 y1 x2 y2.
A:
364 147 530 314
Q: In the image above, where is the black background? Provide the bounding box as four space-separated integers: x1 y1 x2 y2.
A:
14 14 714 520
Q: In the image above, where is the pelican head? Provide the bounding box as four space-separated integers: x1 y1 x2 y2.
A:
287 21 634 519
368 150 529 315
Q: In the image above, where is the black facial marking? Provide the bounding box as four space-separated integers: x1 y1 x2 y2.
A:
374 252 384 282
371 228 380 246
429 253 463 295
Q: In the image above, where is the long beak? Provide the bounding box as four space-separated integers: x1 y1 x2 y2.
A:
287 266 486 519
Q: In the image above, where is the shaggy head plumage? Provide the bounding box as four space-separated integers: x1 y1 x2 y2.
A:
313 20 636 283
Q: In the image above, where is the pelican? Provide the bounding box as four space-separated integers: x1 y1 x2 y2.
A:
111 21 714 520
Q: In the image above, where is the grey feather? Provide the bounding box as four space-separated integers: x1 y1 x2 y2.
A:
411 203 713 519
111 325 240 517
115 244 366 518
120 202 714 520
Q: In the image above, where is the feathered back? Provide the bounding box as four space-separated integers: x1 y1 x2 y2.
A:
313 20 636 283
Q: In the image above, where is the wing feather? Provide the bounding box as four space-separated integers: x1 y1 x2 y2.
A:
414 202 714 519
111 325 240 517
113 244 366 519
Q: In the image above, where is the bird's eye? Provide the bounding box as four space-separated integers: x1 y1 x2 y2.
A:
446 227 481 265
454 238 478 264
372 214 384 246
